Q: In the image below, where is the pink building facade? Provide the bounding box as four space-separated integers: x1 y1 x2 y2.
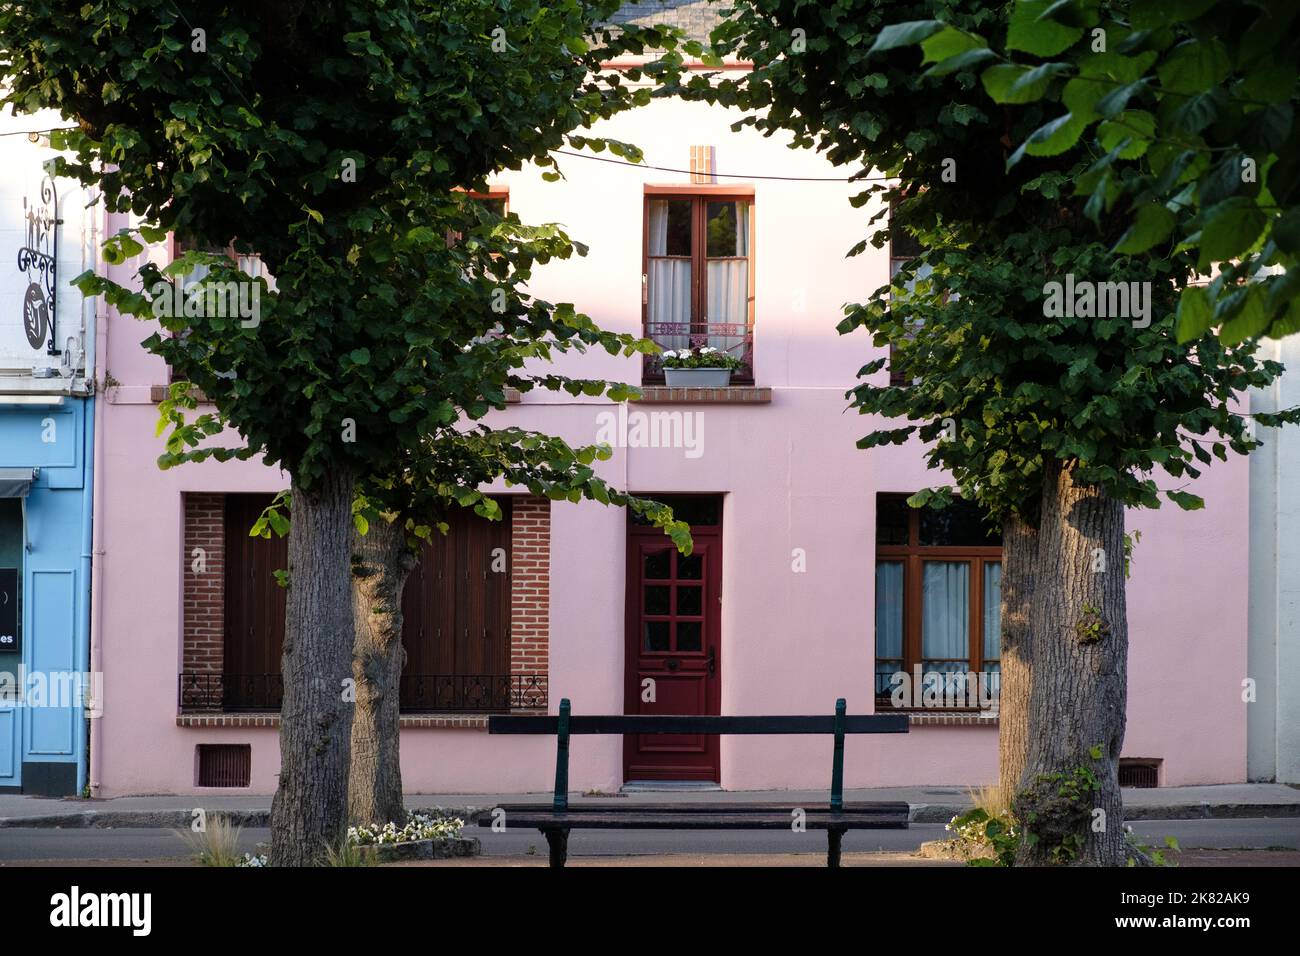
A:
87 81 1254 798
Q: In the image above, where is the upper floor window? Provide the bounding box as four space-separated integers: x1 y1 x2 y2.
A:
643 192 754 383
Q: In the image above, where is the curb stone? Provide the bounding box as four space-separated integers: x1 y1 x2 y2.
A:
2 801 1297 828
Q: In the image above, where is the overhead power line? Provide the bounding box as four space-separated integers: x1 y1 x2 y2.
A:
551 148 887 183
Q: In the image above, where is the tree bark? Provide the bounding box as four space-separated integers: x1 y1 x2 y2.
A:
270 469 357 866
1015 460 1128 866
348 516 416 828
997 515 1038 797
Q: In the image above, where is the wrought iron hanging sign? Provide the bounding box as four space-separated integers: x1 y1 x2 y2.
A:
16 174 60 355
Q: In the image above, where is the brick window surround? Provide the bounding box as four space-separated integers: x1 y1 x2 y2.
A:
183 493 226 674
509 496 550 683
181 493 551 712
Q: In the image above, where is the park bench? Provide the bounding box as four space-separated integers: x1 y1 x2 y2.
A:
477 697 910 867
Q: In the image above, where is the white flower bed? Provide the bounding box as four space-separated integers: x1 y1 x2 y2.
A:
347 809 465 847
238 853 268 867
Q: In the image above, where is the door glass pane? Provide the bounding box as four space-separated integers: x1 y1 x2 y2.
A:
677 553 703 579
875 561 904 697
644 586 670 615
705 201 745 257
0 499 22 696
676 586 702 616
630 496 721 528
643 621 670 652
705 201 749 354
921 561 969 665
676 621 702 652
644 550 671 580
649 199 693 257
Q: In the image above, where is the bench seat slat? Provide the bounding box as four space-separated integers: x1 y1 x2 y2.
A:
476 802 909 816
479 812 909 830
488 714 908 735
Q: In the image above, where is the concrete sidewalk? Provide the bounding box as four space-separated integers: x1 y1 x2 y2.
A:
1 783 1297 828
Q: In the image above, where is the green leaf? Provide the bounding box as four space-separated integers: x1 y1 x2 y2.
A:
1131 0 1217 30
1219 285 1270 344
1175 285 1213 343
1271 208 1300 254
1113 203 1175 255
1167 490 1205 510
1198 198 1268 269
1157 38 1230 95
1007 0 1084 57
982 63 1055 104
1097 110 1155 159
924 47 998 78
867 21 944 56
920 26 985 65
1016 112 1086 162
1095 79 1148 119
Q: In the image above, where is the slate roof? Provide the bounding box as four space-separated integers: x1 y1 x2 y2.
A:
606 1 727 44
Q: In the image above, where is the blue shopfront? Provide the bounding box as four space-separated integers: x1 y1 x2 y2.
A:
0 400 94 795
0 128 97 795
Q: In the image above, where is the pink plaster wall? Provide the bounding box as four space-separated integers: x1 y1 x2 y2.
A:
91 95 1250 795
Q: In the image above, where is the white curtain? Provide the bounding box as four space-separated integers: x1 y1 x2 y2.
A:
875 561 904 695
875 561 904 658
647 200 691 349
922 561 968 668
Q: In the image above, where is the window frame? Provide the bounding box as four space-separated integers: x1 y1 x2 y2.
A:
874 494 1002 711
641 187 756 384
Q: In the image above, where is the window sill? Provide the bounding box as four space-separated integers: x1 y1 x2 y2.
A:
901 712 999 727
176 713 504 730
634 385 772 404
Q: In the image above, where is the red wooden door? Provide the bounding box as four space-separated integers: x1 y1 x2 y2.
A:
624 500 722 782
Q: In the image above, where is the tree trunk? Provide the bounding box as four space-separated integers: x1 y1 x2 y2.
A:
349 516 416 828
1015 460 1128 866
997 515 1038 797
270 469 357 866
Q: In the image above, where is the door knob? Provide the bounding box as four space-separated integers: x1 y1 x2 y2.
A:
706 647 716 676
666 659 680 672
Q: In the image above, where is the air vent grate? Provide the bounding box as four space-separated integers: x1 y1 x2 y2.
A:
1118 759 1160 788
197 744 251 787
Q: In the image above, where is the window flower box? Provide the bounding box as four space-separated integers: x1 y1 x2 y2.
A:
661 347 743 387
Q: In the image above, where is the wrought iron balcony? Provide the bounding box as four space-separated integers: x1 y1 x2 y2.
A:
398 674 547 713
178 672 547 714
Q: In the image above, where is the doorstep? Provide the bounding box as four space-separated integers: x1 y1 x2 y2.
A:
621 781 724 792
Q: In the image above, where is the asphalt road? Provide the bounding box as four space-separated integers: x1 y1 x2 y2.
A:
1 817 1298 863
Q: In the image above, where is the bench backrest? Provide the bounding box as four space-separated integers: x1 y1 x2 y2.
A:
489 698 909 812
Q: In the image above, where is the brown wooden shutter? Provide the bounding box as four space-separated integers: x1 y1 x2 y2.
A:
400 499 512 709
222 493 287 707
